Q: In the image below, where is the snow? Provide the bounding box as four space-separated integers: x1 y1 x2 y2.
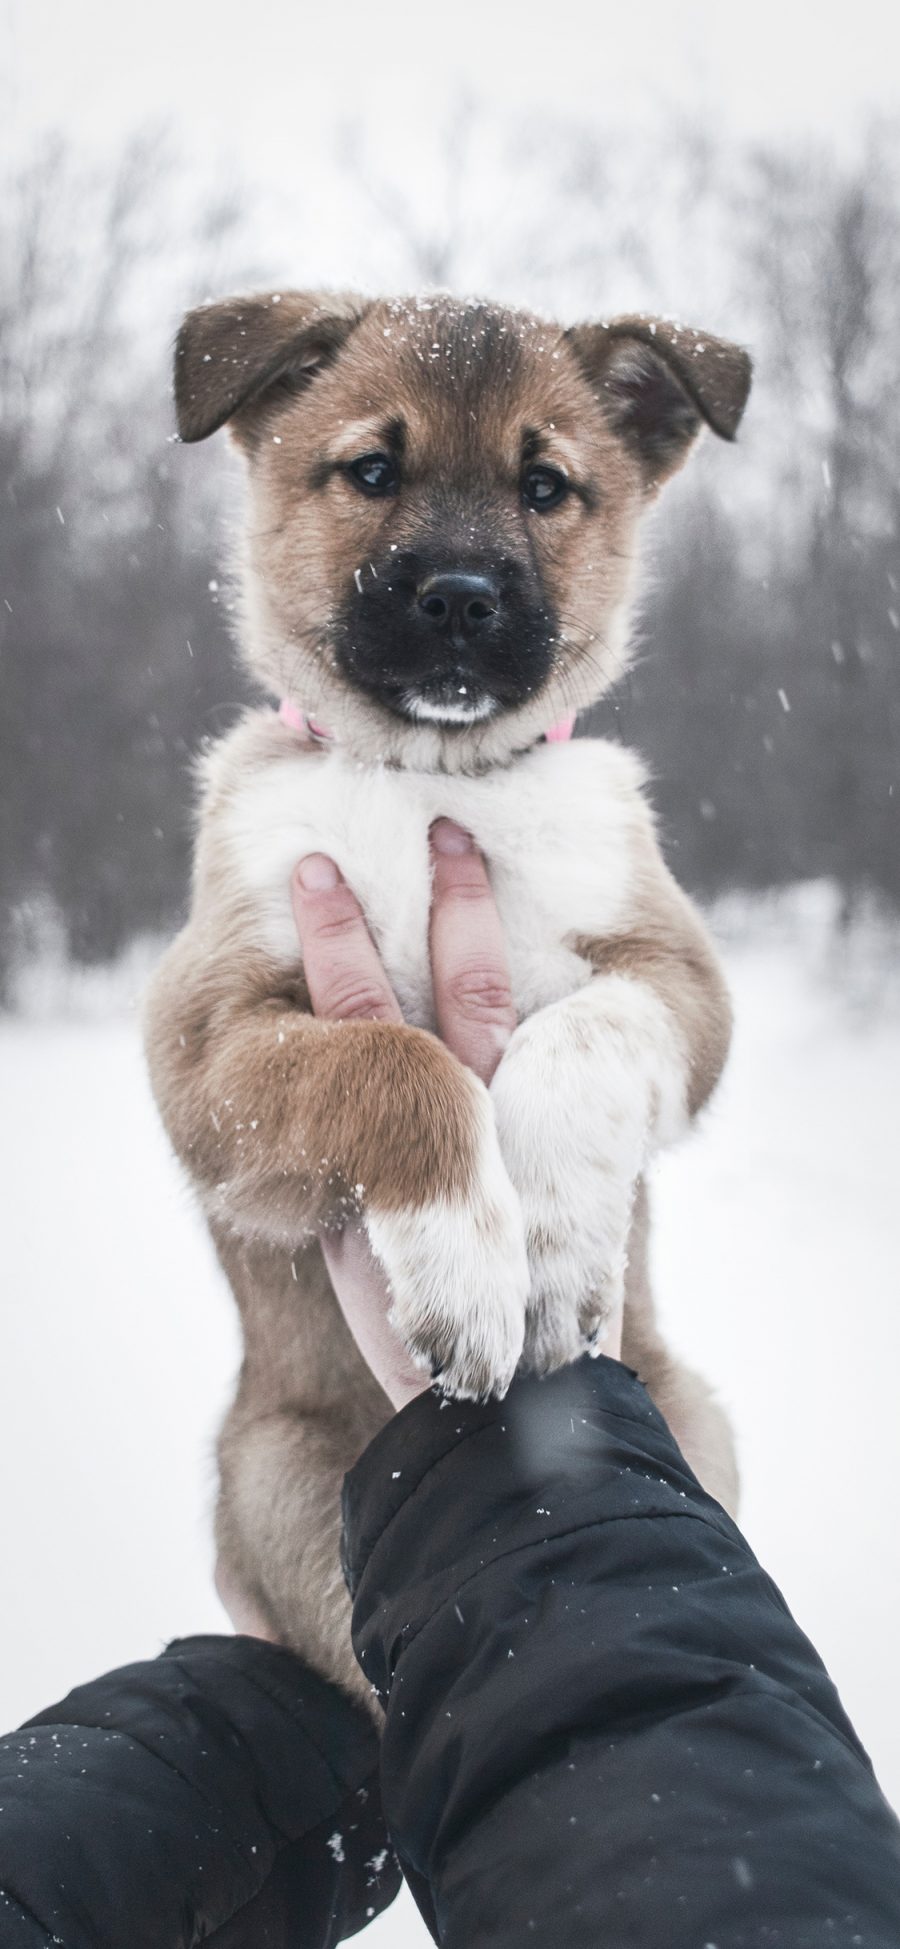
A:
1 893 898 1947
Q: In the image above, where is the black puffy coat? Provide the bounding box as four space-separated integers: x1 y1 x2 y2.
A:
2 1357 899 1945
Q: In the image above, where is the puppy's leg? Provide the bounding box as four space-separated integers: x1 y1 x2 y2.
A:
623 1183 739 1517
212 1230 389 1711
491 859 732 1374
491 970 689 1368
217 1404 369 1701
145 935 529 1398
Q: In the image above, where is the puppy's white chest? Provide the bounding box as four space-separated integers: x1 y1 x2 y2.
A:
221 739 641 1027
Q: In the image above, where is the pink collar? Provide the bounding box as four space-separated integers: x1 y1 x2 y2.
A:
278 698 335 741
543 714 577 743
277 698 576 744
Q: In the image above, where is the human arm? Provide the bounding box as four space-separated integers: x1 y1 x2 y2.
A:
344 1354 900 1948
0 1636 400 1947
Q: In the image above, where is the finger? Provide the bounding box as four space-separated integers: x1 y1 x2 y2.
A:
429 819 516 1084
292 856 403 1024
320 1224 429 1410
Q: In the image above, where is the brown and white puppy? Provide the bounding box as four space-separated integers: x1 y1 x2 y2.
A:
144 293 751 1705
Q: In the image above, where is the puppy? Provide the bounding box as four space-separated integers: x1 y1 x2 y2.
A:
144 292 751 1705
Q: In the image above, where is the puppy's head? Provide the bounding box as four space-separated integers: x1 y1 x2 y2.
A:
176 291 750 770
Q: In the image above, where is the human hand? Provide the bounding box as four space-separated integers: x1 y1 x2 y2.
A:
292 818 520 1407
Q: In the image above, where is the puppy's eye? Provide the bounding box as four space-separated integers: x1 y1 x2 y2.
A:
522 464 569 512
347 452 398 497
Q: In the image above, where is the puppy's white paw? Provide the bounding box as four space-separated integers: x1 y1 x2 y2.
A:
490 997 655 1373
365 1095 529 1400
517 1190 630 1373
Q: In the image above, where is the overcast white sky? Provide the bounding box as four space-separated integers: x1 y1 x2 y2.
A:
5 0 898 176
5 0 896 313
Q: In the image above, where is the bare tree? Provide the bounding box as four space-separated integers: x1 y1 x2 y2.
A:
0 133 257 989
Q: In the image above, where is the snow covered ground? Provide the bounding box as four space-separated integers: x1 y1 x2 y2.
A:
1 888 898 1947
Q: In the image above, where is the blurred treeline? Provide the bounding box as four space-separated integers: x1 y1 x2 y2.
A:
1 116 898 989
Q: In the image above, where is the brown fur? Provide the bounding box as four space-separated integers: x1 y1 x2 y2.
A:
146 291 751 1708
212 1227 387 1699
622 1182 740 1514
146 933 480 1230
572 815 734 1119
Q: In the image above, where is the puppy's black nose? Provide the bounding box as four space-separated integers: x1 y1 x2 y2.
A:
417 571 499 637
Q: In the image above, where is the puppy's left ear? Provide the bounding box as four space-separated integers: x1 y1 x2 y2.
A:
566 315 752 490
174 289 370 445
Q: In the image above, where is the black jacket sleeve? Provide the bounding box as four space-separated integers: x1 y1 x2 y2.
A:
0 1634 400 1947
343 1355 900 1949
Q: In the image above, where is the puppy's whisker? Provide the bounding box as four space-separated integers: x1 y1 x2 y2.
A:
556 610 634 683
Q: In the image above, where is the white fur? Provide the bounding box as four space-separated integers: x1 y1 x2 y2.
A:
490 975 688 1368
365 1078 529 1399
216 730 644 1029
402 691 497 724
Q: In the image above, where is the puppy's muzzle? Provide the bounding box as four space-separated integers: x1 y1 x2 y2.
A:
335 549 556 726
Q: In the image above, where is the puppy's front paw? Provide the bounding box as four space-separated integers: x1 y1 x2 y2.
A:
490 1008 644 1374
365 1095 528 1400
518 1193 629 1373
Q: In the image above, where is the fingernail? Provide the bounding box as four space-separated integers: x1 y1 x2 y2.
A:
296 854 341 890
431 818 473 856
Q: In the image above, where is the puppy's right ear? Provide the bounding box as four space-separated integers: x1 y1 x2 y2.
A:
174 290 369 444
